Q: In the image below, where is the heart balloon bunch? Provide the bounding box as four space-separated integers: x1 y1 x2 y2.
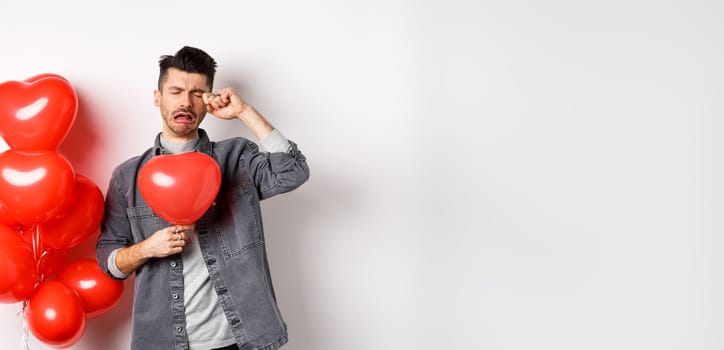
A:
0 74 123 348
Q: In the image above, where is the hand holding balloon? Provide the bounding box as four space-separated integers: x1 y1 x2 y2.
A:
140 225 194 258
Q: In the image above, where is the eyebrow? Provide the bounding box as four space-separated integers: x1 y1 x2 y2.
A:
166 86 209 94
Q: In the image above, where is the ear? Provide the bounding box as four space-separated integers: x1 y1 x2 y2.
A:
153 90 161 107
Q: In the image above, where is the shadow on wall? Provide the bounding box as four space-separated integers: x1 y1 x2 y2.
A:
58 91 102 180
261 165 356 350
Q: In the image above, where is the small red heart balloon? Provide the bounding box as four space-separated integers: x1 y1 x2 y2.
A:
26 280 87 348
40 174 105 250
0 150 76 226
56 258 124 318
0 75 77 150
138 152 221 224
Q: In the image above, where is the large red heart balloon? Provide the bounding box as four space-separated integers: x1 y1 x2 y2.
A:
56 259 124 318
40 174 105 250
26 280 87 348
0 150 76 226
138 152 221 224
0 224 36 303
0 202 21 230
0 75 77 150
24 73 68 83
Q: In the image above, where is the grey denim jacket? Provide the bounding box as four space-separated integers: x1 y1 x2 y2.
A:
96 129 309 350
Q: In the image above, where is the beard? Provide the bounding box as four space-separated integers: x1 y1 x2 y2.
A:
166 121 197 136
165 108 202 136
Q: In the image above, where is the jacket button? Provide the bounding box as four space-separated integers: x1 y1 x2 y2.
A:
218 287 227 294
172 294 179 299
170 261 177 267
176 326 183 333
207 258 216 265
230 318 240 325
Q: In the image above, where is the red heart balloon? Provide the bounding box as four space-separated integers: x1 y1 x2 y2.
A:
0 202 21 230
36 247 68 281
0 150 76 226
56 258 124 318
138 152 221 224
40 174 105 250
0 75 77 150
0 224 36 303
18 227 68 282
26 280 87 348
24 73 68 83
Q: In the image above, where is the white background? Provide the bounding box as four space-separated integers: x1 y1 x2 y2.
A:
1 0 723 349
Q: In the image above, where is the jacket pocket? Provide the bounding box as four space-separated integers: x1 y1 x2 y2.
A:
126 206 165 242
214 181 263 258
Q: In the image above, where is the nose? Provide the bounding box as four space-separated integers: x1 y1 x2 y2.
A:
179 92 192 108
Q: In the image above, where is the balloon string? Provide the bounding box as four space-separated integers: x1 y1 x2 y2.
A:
32 226 44 287
37 250 47 284
18 301 31 350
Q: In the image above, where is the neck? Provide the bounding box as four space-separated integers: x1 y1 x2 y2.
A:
160 132 200 154
162 129 199 143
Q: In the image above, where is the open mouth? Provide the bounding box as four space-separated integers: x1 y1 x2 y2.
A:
173 112 194 124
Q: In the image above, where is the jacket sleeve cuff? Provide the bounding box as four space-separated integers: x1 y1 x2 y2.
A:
108 248 131 279
260 129 291 153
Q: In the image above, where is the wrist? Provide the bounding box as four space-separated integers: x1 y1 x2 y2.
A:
236 104 253 121
235 105 274 140
136 240 153 260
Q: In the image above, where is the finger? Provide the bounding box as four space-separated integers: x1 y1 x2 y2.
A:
176 224 194 232
163 228 179 244
202 92 214 105
171 225 192 241
209 94 225 109
217 89 231 104
172 239 186 248
166 227 179 240
166 246 183 255
207 96 220 110
204 92 225 108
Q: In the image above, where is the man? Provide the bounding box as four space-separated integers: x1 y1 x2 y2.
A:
96 46 309 350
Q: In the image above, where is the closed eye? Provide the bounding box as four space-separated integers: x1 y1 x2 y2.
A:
191 89 207 98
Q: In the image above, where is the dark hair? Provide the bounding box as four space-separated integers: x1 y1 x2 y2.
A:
158 46 217 90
